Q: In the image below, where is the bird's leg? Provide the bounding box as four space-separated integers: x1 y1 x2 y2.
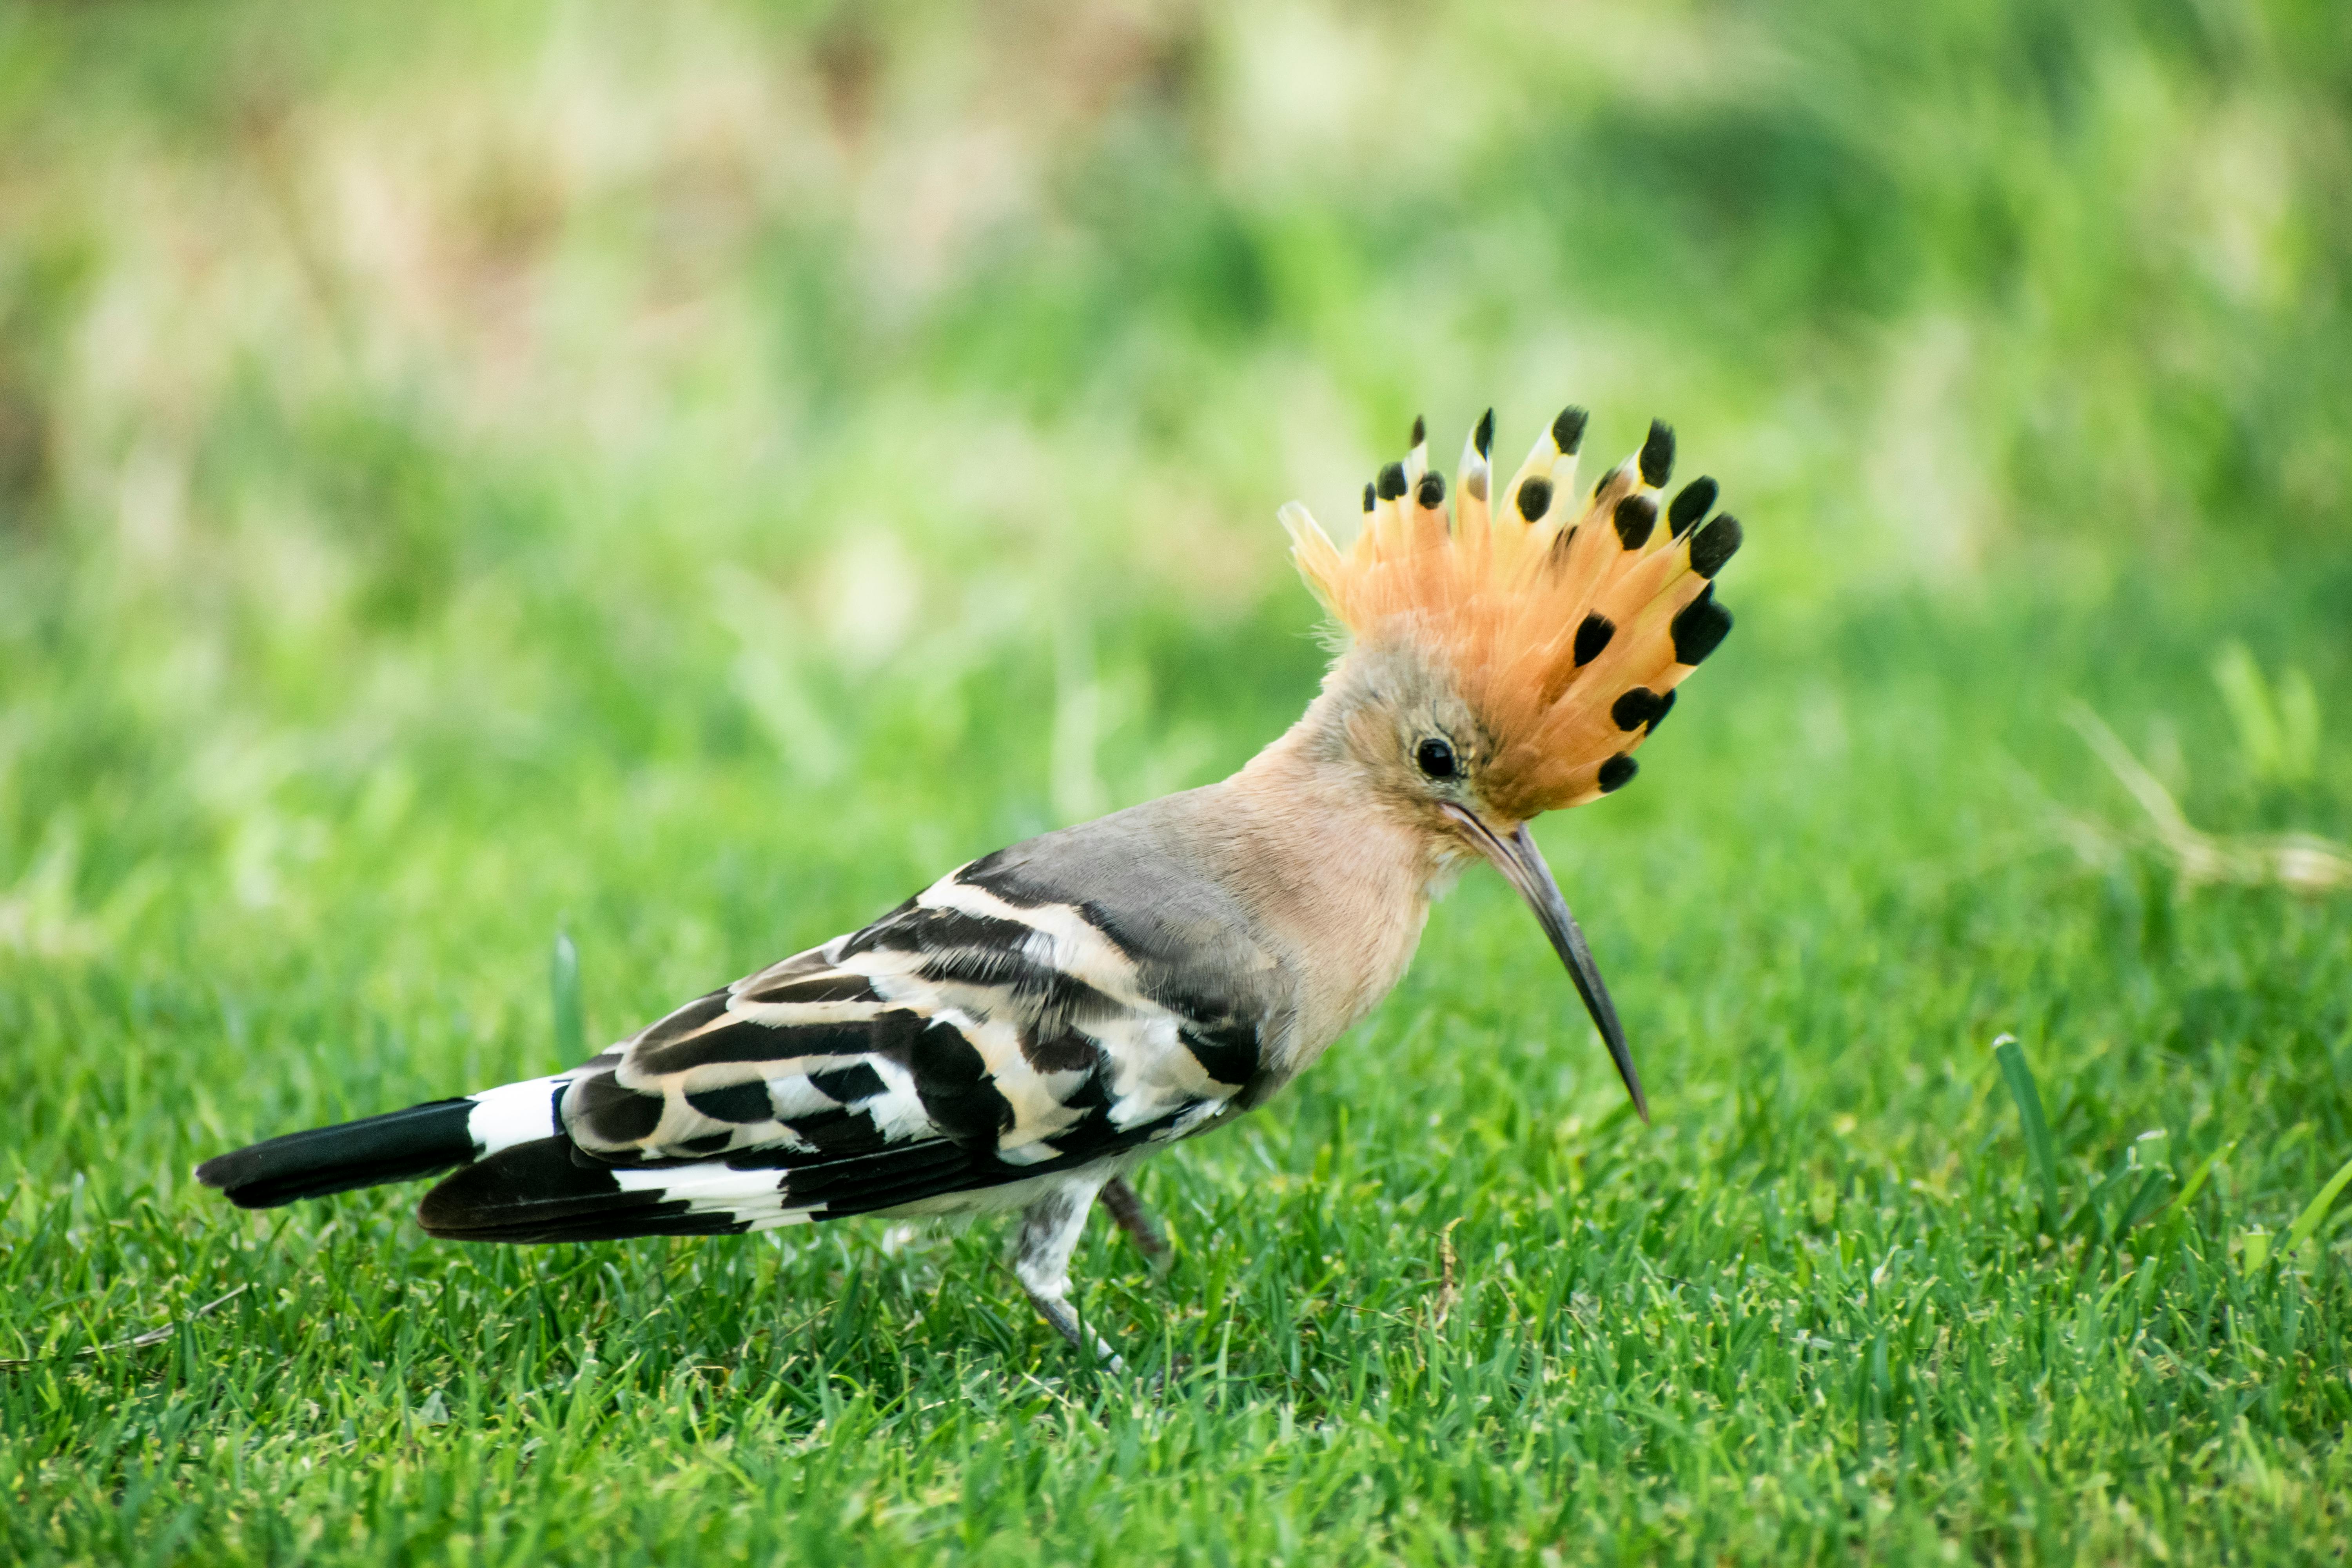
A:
1015 1178 1124 1372
1096 1175 1171 1269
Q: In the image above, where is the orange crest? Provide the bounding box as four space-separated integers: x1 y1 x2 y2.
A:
1281 408 1741 819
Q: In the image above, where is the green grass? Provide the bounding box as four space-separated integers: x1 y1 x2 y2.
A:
5 1 2352 1562
7 573 2349 1565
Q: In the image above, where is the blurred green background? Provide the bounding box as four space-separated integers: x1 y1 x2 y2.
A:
4 1 2350 1562
3 0 2348 953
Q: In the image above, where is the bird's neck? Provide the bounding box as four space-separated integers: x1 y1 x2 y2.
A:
1209 695 1447 1069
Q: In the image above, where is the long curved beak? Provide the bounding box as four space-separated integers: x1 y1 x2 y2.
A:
1440 804 1648 1123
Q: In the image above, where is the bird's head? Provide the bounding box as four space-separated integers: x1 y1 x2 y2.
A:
1280 407 1744 1122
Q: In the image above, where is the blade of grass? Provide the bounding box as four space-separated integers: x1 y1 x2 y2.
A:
2173 1140 2235 1211
1994 1034 2063 1231
2116 1171 2174 1234
2281 1154 2352 1261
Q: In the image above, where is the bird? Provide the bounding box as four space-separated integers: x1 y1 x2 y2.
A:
195 405 1739 1368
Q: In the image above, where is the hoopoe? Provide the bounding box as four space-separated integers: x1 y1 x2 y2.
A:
196 406 1739 1367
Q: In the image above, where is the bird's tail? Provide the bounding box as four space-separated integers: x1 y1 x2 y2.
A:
194 1077 568 1209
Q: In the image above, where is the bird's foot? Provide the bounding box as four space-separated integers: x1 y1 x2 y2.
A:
1024 1285 1127 1375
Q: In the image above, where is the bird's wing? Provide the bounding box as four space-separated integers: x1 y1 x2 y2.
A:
417 840 1284 1241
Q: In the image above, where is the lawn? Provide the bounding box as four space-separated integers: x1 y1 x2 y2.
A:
4 2 2350 1563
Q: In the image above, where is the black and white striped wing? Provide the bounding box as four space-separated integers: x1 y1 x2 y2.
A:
417 863 1270 1242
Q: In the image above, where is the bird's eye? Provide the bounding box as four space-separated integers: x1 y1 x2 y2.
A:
1415 738 1459 780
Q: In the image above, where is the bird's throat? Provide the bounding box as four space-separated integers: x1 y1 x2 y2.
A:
1217 720 1441 1070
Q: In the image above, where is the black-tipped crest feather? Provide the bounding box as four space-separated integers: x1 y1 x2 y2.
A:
1639 421 1674 487
1553 406 1588 454
1517 476 1553 521
1612 494 1658 549
1690 513 1742 577
1669 478 1717 537
1670 586 1734 665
